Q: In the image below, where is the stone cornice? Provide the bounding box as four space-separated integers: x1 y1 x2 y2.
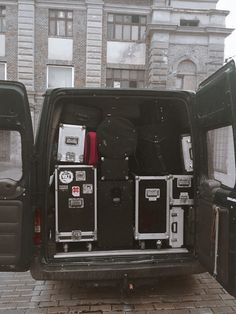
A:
173 0 218 3
147 24 233 36
151 6 229 17
104 4 150 15
0 0 17 5
36 0 86 9
208 9 230 16
86 0 104 4
147 23 178 33
205 26 234 35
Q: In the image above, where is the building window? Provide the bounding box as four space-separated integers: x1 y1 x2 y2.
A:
49 10 73 37
0 7 6 33
180 19 199 27
107 14 146 41
47 65 74 88
176 60 197 91
0 62 6 79
106 69 145 88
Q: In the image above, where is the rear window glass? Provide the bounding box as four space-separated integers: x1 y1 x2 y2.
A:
0 130 22 181
207 125 236 188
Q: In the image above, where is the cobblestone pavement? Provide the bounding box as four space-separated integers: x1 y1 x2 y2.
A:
0 272 235 314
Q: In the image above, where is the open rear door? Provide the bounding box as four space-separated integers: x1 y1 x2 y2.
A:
194 60 236 295
0 81 33 271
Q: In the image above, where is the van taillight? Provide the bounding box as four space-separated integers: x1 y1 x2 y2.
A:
34 208 42 245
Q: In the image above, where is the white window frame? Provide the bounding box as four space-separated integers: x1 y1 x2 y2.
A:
48 9 73 38
46 65 74 88
0 6 6 33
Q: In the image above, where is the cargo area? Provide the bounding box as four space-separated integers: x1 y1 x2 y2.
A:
45 92 195 260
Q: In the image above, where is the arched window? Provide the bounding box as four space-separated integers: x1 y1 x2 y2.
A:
176 60 197 91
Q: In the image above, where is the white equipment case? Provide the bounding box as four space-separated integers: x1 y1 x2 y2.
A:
181 134 193 172
57 124 86 163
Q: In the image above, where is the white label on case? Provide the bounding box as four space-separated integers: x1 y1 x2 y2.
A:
65 136 79 145
145 188 160 201
68 198 84 208
59 170 74 184
66 152 76 162
83 184 93 194
59 185 68 191
76 171 86 181
177 177 191 188
180 192 189 200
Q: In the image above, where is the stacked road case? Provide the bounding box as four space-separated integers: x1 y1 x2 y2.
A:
55 124 97 246
169 175 193 248
134 174 193 248
55 165 97 243
134 176 170 242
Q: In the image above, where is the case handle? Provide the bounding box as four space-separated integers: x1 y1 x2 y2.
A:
171 222 178 233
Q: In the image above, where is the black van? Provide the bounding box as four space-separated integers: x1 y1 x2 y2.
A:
0 60 236 295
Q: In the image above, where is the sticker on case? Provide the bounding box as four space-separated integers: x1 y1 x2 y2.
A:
59 170 73 184
177 177 191 188
65 136 79 145
68 198 84 208
59 185 68 191
76 170 86 181
145 188 160 201
83 184 93 194
72 186 80 197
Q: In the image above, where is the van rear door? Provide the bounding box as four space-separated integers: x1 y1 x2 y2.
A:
0 81 33 271
194 60 236 295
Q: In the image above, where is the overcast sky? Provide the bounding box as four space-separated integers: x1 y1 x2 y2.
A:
216 0 236 60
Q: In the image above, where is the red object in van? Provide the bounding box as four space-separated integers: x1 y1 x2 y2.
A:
84 131 98 166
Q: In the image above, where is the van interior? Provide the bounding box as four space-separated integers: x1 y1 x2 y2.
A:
44 92 195 260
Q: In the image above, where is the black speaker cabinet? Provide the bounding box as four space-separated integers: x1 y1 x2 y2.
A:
100 157 129 181
98 180 134 249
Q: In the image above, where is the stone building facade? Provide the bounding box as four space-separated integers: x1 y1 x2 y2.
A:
0 0 232 130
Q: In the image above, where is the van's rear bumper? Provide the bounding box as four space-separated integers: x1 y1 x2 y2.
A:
30 251 203 282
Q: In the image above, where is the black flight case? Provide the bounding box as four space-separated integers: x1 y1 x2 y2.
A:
55 165 97 243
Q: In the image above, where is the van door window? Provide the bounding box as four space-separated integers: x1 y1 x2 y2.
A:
207 125 235 188
0 130 22 181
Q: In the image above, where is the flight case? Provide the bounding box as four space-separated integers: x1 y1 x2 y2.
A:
134 175 170 241
170 175 194 205
169 206 184 248
55 165 97 242
57 124 86 163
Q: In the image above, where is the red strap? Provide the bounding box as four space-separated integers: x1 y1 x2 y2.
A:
84 132 98 165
